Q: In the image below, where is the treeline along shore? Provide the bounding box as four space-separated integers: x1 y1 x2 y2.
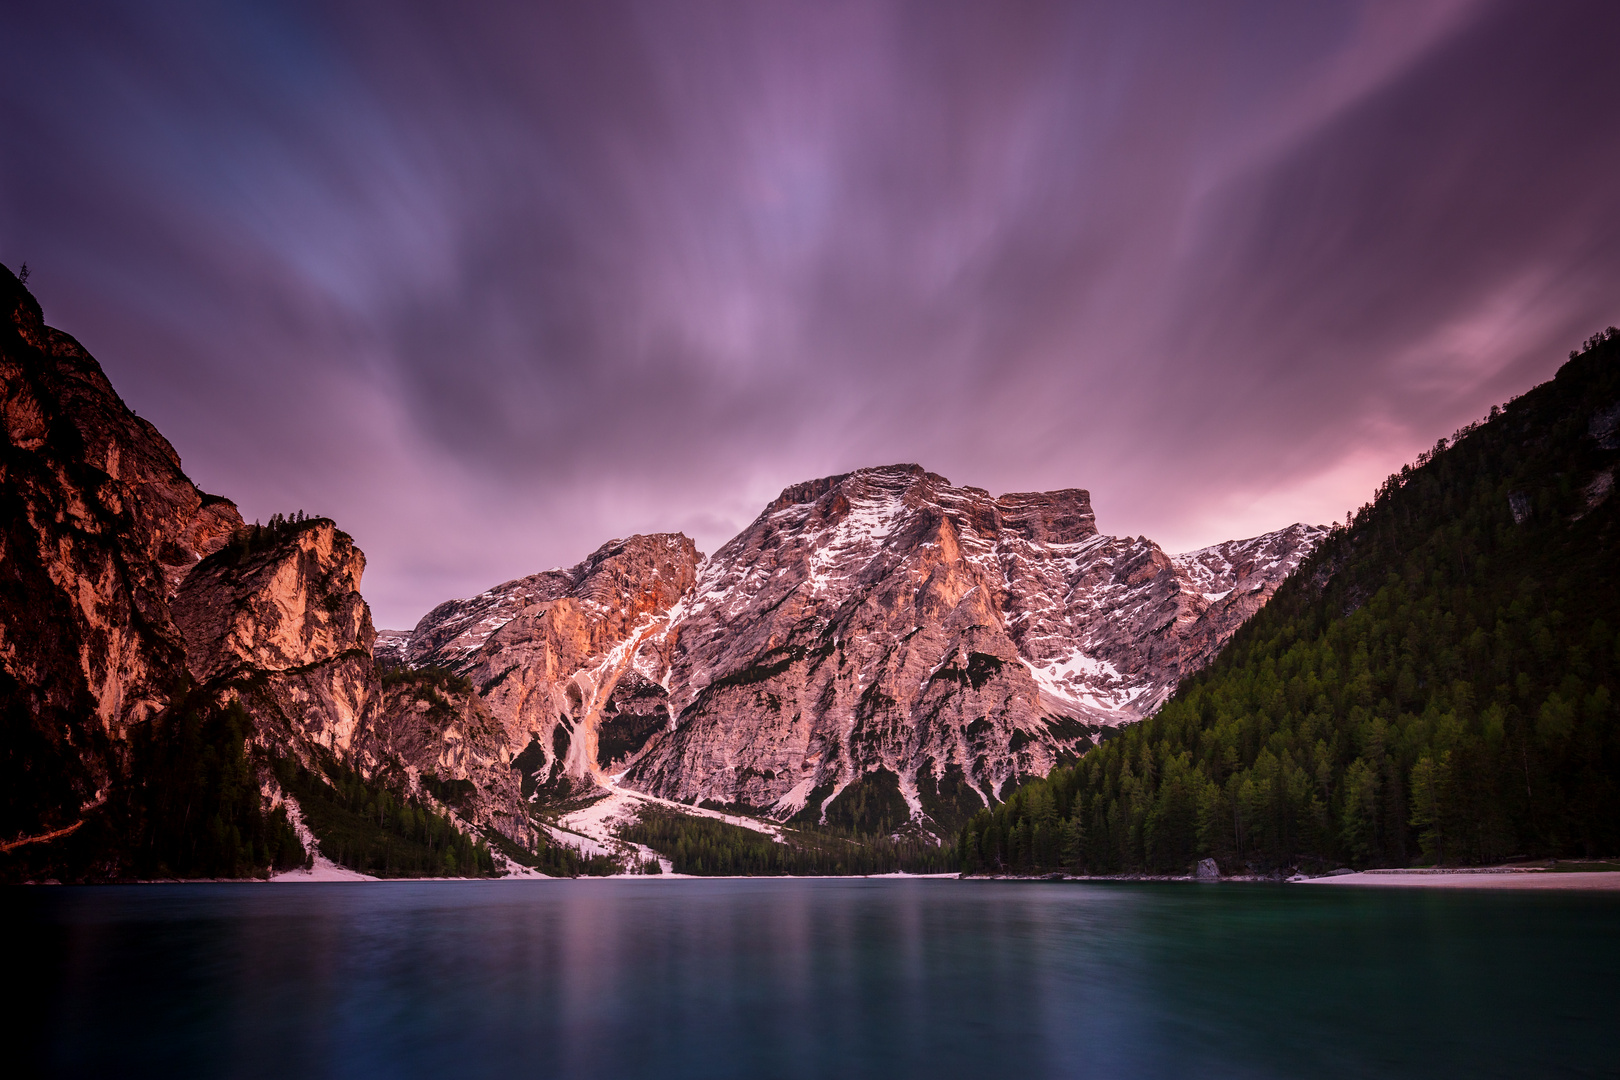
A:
960 330 1620 877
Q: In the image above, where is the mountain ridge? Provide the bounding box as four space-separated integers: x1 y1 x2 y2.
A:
0 259 1325 877
386 461 1326 836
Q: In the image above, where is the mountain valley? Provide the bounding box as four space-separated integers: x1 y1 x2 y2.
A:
8 260 1612 882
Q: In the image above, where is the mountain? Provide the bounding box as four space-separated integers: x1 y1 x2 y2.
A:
0 264 262 875
172 518 378 753
960 328 1620 875
0 267 527 881
388 464 1324 838
0 259 1323 877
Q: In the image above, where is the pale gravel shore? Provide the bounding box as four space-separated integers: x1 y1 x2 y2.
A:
269 857 376 882
1300 871 1620 890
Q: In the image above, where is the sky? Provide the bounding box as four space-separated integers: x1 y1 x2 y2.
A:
4 0 1620 630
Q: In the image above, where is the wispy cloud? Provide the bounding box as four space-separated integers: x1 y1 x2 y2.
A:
4 0 1617 627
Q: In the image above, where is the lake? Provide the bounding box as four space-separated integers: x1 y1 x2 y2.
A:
9 878 1618 1078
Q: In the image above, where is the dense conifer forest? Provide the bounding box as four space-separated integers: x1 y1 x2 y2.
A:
961 330 1620 875
1 692 308 881
124 696 307 877
482 823 625 877
273 753 496 877
623 807 958 875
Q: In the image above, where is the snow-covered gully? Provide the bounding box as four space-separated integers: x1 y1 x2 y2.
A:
551 615 788 874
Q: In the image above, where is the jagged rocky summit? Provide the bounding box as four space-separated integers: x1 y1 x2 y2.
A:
387 464 1326 835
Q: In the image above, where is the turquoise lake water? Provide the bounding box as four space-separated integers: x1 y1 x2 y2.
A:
9 878 1618 1078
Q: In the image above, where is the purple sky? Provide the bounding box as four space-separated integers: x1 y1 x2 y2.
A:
5 1 1620 630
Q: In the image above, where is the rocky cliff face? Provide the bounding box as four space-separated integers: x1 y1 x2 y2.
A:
394 464 1325 836
1 265 243 841
169 518 538 845
1 268 526 874
359 672 534 846
622 466 1324 828
387 534 701 796
172 519 379 754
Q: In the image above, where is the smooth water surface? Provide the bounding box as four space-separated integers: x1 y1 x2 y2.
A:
9 878 1618 1079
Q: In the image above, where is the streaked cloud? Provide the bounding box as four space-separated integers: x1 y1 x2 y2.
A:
4 0 1618 627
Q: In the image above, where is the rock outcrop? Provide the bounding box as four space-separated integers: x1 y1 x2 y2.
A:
171 517 538 845
373 629 413 667
0 268 528 873
1 264 242 839
172 518 379 754
394 464 1326 836
359 672 534 845
388 534 701 795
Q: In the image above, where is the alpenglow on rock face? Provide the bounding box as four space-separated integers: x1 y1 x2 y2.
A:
390 534 702 799
168 515 544 849
172 520 379 754
1 264 244 840
1 266 542 878
385 465 1326 835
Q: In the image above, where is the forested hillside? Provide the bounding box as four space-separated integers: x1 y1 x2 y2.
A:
961 329 1620 874
621 806 956 876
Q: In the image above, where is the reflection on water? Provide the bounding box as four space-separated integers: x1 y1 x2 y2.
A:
10 879 1619 1079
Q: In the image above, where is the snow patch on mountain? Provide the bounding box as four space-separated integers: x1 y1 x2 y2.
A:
380 465 1326 837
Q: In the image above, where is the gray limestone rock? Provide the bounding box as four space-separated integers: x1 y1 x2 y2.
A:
393 463 1326 838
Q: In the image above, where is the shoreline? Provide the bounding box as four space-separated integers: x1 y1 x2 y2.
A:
19 870 967 885
960 865 1620 890
22 865 1620 888
1297 870 1620 890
